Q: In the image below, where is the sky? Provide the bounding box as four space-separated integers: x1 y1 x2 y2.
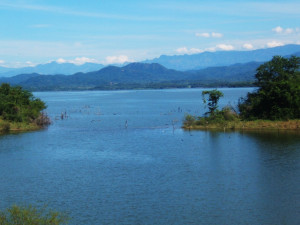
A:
0 0 300 67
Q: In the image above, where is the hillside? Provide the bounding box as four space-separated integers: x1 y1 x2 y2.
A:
0 62 260 91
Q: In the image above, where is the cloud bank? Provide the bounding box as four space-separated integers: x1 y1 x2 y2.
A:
105 55 130 64
272 26 300 35
267 41 284 48
195 32 223 38
176 47 203 54
243 43 254 50
56 57 98 65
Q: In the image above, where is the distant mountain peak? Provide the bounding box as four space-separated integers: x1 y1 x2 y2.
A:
143 44 300 70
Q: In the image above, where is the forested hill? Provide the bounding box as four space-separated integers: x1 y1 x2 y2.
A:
0 62 261 91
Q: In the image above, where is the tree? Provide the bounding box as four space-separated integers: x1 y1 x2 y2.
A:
0 83 47 122
202 89 224 115
238 56 300 120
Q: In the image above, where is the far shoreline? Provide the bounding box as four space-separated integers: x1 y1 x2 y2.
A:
30 85 256 93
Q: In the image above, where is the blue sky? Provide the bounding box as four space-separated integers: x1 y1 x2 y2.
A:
0 0 300 67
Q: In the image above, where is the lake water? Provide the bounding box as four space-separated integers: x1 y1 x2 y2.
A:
0 88 299 224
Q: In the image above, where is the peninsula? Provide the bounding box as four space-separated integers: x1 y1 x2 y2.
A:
183 56 300 131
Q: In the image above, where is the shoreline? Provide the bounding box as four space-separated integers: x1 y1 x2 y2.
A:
0 120 46 134
183 120 300 131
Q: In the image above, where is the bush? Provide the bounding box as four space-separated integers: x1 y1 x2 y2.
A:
0 205 68 225
0 121 10 133
183 114 196 126
222 106 239 121
34 112 51 127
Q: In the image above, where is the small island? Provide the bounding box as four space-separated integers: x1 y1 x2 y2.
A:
0 83 50 133
183 56 300 131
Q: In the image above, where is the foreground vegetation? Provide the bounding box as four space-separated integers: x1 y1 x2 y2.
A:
183 56 300 130
0 205 68 225
0 83 50 133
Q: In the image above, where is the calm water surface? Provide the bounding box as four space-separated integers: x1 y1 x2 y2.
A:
0 88 299 224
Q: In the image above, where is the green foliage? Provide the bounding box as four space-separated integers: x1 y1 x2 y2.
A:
238 56 300 120
183 114 196 126
0 121 10 133
197 106 239 125
0 205 68 225
202 89 224 115
0 83 46 122
183 105 239 128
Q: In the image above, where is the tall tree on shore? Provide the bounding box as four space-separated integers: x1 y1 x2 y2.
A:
202 89 224 116
238 56 300 120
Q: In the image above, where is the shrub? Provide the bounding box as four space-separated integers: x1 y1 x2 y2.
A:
0 121 10 133
34 112 51 127
0 205 68 225
183 114 196 126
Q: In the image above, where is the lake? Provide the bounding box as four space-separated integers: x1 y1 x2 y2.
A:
0 88 299 224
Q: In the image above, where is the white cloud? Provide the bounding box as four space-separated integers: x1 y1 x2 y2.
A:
56 58 67 63
206 47 217 52
272 26 299 35
176 47 203 54
267 41 284 48
195 32 223 38
176 47 189 54
195 32 210 38
243 43 254 49
0 60 4 64
105 55 130 64
189 48 203 54
272 26 284 33
73 57 98 65
25 61 36 67
285 28 294 34
211 32 223 38
216 44 234 51
56 57 98 65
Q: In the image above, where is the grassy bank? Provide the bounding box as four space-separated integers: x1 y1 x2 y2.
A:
0 114 50 134
0 119 41 133
183 119 300 131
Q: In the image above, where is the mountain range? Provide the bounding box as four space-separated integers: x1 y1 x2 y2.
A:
0 44 299 91
144 44 300 70
0 62 105 77
1 44 300 78
0 61 260 91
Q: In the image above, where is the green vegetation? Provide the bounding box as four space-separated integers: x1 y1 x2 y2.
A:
0 83 50 133
183 56 300 130
202 89 224 116
238 56 300 120
0 205 68 225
